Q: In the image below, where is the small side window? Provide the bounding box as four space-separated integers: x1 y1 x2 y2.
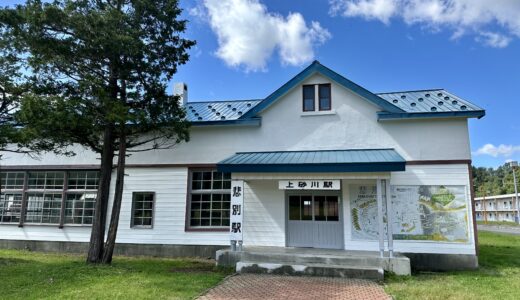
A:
302 85 315 111
319 84 331 111
131 192 154 228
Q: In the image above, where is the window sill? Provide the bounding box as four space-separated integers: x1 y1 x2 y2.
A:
185 227 229 232
300 110 336 117
131 226 153 229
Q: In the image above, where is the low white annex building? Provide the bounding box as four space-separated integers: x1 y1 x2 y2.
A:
475 194 519 223
0 61 485 272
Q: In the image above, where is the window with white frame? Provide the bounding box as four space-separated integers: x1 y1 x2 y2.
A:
0 193 23 223
0 170 99 226
64 171 98 225
131 192 154 228
24 172 65 224
188 170 231 228
1 172 25 189
0 172 25 223
25 192 63 224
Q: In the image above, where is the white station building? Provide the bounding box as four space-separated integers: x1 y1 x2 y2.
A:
0 61 485 273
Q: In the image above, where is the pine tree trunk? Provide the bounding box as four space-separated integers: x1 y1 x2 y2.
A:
101 126 126 264
87 124 114 263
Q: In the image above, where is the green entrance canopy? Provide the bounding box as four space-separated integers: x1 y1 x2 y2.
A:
217 149 406 173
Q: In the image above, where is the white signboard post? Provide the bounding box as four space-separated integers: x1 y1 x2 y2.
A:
230 180 244 251
278 180 340 190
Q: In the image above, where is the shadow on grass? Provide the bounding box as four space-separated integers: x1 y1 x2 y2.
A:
0 252 231 299
0 257 30 266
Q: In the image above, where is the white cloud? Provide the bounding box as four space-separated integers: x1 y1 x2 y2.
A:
474 144 520 158
329 0 520 47
198 0 331 72
330 0 397 24
476 31 512 48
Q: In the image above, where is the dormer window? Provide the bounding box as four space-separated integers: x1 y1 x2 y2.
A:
303 85 315 111
302 84 331 112
319 84 331 111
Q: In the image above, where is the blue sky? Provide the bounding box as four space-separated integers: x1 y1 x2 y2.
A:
4 0 520 168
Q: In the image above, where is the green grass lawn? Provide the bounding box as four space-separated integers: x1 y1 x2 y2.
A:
0 250 232 300
1 232 519 300
385 231 520 300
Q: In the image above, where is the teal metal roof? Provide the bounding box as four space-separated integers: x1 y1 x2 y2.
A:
376 89 485 120
185 99 262 123
183 62 485 125
217 149 406 173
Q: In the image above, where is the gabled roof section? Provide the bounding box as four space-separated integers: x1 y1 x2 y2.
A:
376 89 485 120
182 62 485 125
241 60 405 118
185 99 262 125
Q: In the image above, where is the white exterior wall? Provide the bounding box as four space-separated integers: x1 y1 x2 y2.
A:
242 180 285 247
235 164 475 255
0 167 229 246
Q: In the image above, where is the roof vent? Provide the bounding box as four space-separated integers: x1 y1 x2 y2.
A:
438 101 444 105
460 105 467 110
425 93 430 97
392 99 398 103
194 113 199 116
437 93 443 97
431 107 437 112
197 117 202 120
221 116 226 120
216 112 220 116
212 108 216 112
452 100 458 105
444 96 450 100
238 111 243 115
227 104 232 108
208 105 212 109
401 95 406 99
232 108 237 111
411 102 416 107
247 103 252 107
188 106 192 109
418 98 424 102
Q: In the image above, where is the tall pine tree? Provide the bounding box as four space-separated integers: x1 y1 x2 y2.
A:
0 0 194 263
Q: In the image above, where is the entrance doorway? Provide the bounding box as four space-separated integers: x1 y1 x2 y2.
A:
286 193 343 249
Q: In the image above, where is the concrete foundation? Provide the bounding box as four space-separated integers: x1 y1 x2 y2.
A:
0 239 226 259
217 246 411 279
403 253 479 271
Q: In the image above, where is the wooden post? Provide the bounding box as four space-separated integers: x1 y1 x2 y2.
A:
17 171 28 228
59 171 68 229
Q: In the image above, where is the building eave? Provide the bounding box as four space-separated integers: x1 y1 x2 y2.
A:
377 110 486 121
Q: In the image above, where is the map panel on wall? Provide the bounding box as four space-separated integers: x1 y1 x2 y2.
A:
349 184 469 242
392 186 469 242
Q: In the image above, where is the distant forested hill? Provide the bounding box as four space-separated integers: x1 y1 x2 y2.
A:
472 164 518 197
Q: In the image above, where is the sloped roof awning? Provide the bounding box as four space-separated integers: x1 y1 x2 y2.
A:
217 149 406 173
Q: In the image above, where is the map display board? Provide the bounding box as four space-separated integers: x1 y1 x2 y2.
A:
391 186 469 242
349 184 382 240
350 184 469 242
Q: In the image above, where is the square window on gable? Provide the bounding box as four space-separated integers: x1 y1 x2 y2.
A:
319 84 331 111
302 85 315 111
